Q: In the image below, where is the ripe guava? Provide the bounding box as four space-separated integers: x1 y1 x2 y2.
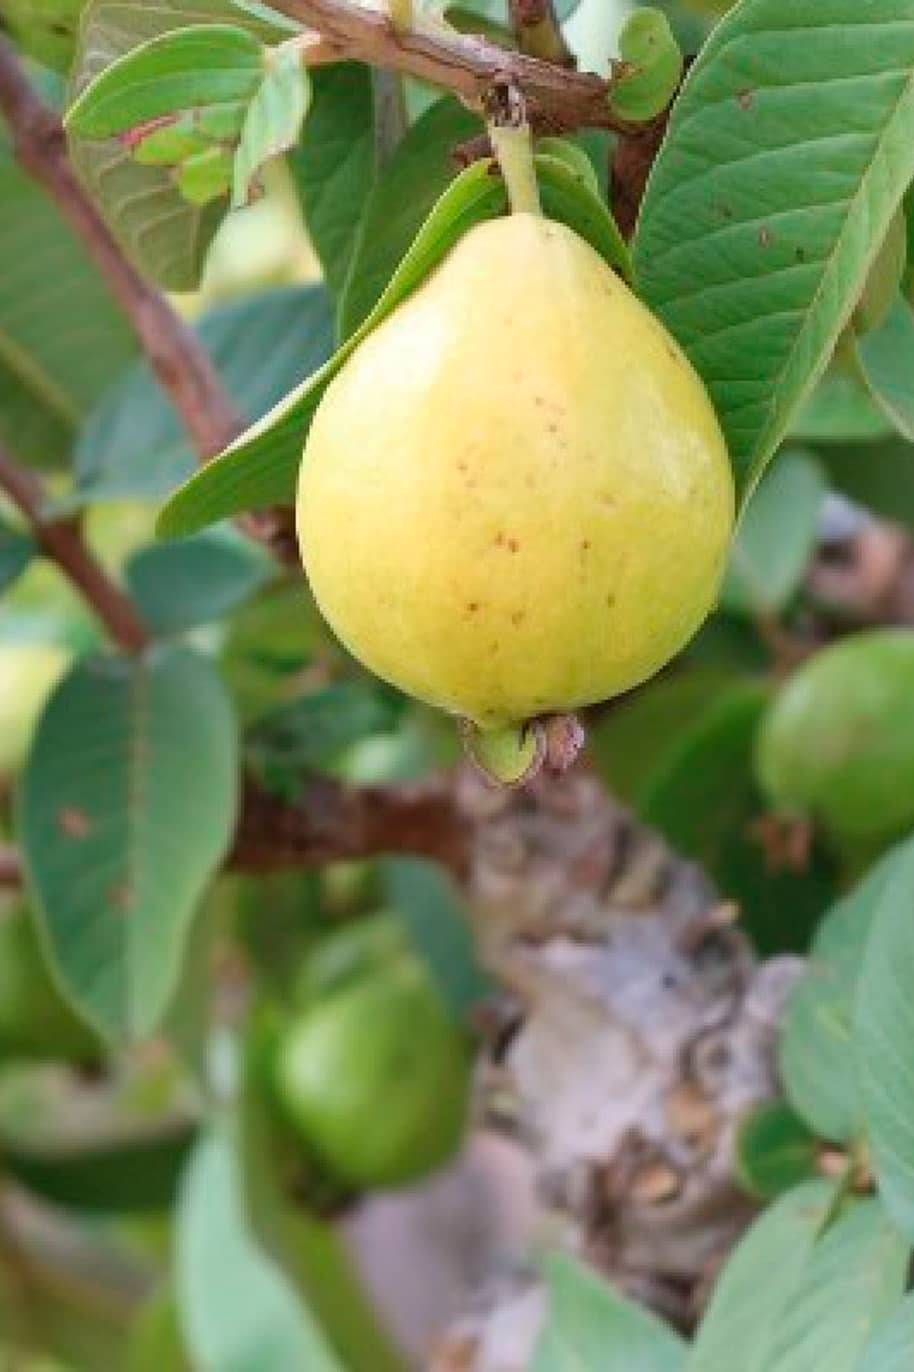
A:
756 629 914 845
0 642 69 775
276 959 470 1190
297 213 734 731
0 899 99 1063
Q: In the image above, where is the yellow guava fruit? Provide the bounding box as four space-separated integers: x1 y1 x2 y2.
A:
297 214 734 729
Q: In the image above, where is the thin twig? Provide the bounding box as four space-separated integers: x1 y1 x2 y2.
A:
0 443 150 655
0 844 23 888
269 0 633 134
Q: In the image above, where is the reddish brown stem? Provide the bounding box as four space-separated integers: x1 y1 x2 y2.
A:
230 773 469 876
0 443 150 655
269 0 634 134
0 845 23 888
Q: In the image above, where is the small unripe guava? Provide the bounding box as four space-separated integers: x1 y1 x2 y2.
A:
297 214 734 731
276 958 470 1190
756 629 914 845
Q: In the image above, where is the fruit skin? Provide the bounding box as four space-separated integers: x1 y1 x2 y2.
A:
756 629 914 844
0 642 69 775
276 959 470 1190
0 899 99 1063
298 214 734 729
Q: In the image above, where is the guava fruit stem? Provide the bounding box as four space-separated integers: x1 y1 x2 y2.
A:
488 116 542 216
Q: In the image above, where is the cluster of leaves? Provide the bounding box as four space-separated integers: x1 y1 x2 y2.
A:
1 0 914 1366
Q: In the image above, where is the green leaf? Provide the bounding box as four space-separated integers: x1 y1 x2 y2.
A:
157 153 632 537
337 96 481 339
820 436 914 530
0 1119 196 1213
854 836 914 1238
634 0 914 506
288 64 375 299
247 681 401 777
642 679 837 956
760 1199 908 1372
0 130 138 467
734 1101 819 1201
857 295 914 440
126 529 273 635
610 7 684 122
69 0 288 289
75 284 334 503
0 0 89 72
233 41 311 207
791 366 893 443
65 24 264 138
687 1181 837 1372
780 842 908 1143
533 1251 685 1371
858 1293 914 1372
0 522 35 594
383 857 489 1018
19 645 239 1042
720 450 826 616
589 666 735 805
177 1128 344 1372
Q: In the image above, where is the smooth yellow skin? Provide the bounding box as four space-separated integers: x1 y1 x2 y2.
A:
298 214 735 728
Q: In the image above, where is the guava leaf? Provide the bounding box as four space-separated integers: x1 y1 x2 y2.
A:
0 128 138 468
126 528 273 635
233 39 311 207
856 295 914 441
0 521 35 594
157 154 631 538
288 64 375 299
720 449 826 616
854 836 914 1238
858 1294 914 1372
780 841 910 1143
65 24 264 138
69 0 288 289
177 1129 344 1371
533 1251 685 1371
19 645 239 1042
73 285 334 503
733 1102 819 1201
635 0 914 507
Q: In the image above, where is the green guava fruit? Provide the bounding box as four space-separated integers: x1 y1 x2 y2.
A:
297 213 734 731
756 629 914 845
276 959 470 1190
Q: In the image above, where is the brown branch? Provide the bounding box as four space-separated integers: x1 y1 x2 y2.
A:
270 0 633 134
508 0 574 68
230 773 469 875
0 844 23 888
0 443 151 655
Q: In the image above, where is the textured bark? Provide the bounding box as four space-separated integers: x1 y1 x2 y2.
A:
430 770 805 1367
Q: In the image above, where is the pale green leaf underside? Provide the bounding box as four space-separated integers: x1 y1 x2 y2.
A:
855 838 914 1239
233 41 311 207
157 154 632 537
177 1130 343 1372
857 293 914 439
70 0 285 288
635 0 914 506
19 646 239 1042
533 1252 685 1372
858 1293 914 1372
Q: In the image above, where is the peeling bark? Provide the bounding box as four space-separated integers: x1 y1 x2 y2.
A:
431 769 806 1368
